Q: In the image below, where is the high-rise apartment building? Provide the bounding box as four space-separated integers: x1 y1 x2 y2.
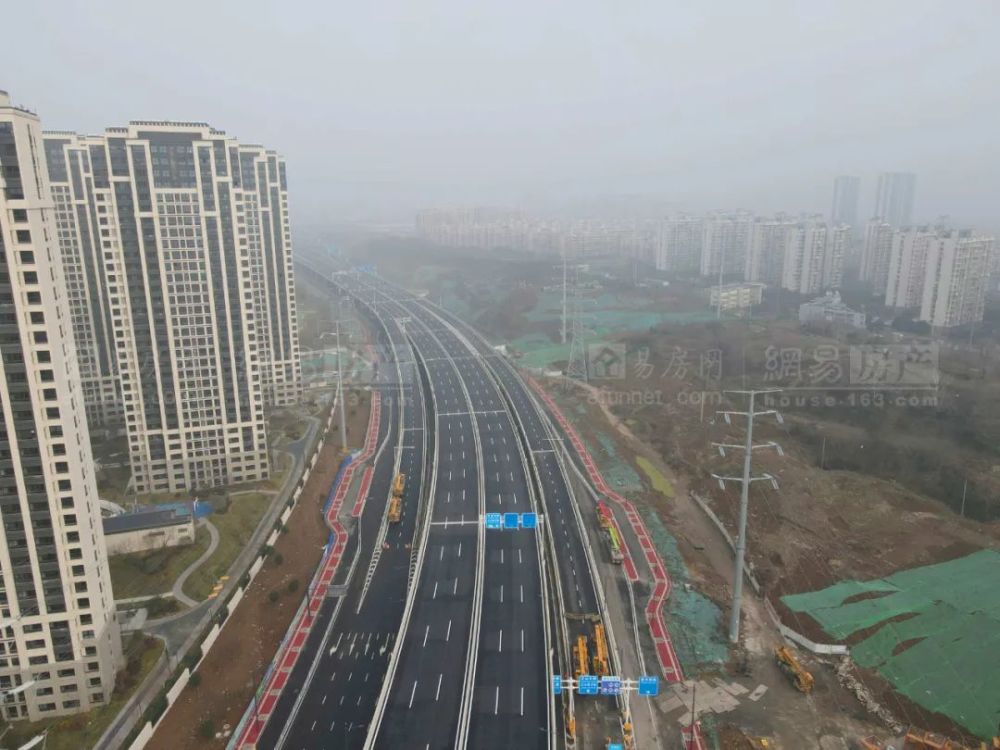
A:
831 175 860 229
780 220 847 295
745 217 797 286
47 121 299 494
885 227 936 308
42 134 121 428
654 215 702 273
874 172 916 227
0 91 121 721
919 231 994 328
700 211 753 277
861 220 894 292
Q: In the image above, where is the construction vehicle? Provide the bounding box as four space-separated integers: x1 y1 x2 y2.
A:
596 500 624 564
392 473 406 498
387 473 405 523
859 730 1000 750
573 635 589 678
774 645 813 694
591 623 610 677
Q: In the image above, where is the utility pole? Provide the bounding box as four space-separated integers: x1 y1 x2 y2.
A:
716 243 725 320
712 389 784 644
961 478 968 518
561 245 568 344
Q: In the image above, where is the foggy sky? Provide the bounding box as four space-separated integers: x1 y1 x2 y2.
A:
4 1 998 228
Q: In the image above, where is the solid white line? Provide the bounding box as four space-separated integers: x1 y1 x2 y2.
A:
409 680 419 709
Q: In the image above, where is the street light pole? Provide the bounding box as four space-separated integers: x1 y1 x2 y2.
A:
336 319 347 451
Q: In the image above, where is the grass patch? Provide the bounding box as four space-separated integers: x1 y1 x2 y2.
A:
182 493 271 601
3 633 164 750
636 455 675 499
108 525 211 601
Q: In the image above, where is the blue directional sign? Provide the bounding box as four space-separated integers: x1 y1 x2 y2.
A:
599 676 622 696
577 675 599 696
608 745 623 750
485 513 502 530
638 676 660 697
521 512 538 529
503 512 519 530
552 676 562 695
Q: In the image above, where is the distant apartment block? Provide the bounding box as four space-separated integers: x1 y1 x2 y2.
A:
44 121 300 494
799 291 866 330
919 231 995 329
780 220 847 295
708 281 764 313
745 217 797 286
861 220 894 292
874 172 916 227
654 215 702 273
885 227 936 308
700 211 753 277
831 175 860 229
0 91 122 721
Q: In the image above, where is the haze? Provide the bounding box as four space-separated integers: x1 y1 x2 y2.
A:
4 0 998 227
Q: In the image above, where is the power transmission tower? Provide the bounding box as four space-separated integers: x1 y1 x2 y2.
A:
565 263 589 386
711 389 784 644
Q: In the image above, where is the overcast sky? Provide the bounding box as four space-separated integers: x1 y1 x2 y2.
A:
3 1 998 228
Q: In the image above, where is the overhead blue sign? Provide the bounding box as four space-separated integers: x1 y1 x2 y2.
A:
485 513 502 530
577 675 599 696
638 676 660 697
599 676 622 696
503 512 519 530
608 745 624 750
552 676 562 695
521 512 537 529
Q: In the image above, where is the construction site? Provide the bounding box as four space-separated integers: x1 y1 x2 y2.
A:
357 236 1000 749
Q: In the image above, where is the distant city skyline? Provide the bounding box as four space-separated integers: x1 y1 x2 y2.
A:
2 2 998 230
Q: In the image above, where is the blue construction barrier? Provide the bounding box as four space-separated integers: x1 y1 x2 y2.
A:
321 453 356 517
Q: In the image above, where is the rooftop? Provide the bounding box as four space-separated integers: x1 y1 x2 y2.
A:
103 503 193 536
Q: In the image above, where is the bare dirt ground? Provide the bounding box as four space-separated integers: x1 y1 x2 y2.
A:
146 391 370 749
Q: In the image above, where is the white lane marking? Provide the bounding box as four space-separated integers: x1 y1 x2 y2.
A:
311 720 317 731
518 549 522 564
500 584 504 603
446 619 452 641
436 673 443 701
520 686 524 716
500 549 504 565
423 625 430 647
457 542 462 558
322 694 327 705
521 629 525 652
498 628 503 653
520 585 524 603
453 578 458 595
432 581 438 599
409 679 419 709
494 686 500 715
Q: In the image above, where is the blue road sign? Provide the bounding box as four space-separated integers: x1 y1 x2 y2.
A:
521 512 538 529
638 676 660 697
599 676 622 696
503 512 519 529
578 675 599 695
608 745 624 750
485 513 502 530
552 676 562 695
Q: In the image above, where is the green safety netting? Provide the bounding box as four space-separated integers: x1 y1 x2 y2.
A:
782 550 1000 739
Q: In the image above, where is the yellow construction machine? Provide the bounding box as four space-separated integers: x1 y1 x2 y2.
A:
774 645 813 694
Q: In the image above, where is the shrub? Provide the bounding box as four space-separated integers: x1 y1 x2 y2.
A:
268 590 280 604
273 552 284 566
189 671 202 688
286 579 299 593
198 719 215 740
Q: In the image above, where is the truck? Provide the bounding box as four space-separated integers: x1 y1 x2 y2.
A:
596 501 624 564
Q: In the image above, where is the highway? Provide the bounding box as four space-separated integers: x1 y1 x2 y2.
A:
252 260 620 750
261 269 428 750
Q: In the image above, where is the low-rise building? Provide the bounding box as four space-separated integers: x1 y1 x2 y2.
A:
708 282 765 312
102 503 196 556
799 291 866 330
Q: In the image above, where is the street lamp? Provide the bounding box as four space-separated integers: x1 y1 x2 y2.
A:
320 325 348 450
